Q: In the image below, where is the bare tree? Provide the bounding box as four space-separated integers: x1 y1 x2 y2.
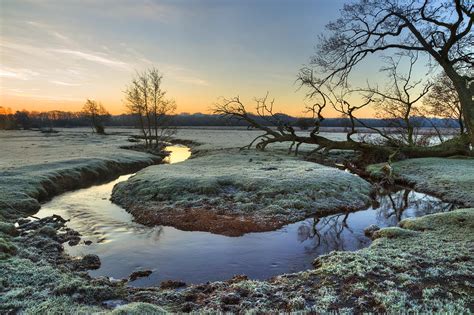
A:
124 68 176 149
358 53 433 146
424 72 464 134
215 0 472 164
82 99 110 134
303 0 473 145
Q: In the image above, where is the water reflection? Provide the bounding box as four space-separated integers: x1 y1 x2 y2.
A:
36 150 455 286
163 145 191 164
296 189 455 253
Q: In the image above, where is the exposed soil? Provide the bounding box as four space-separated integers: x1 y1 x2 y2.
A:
124 198 373 236
128 206 285 236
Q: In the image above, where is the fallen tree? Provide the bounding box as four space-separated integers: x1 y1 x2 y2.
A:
215 0 473 164
214 94 470 164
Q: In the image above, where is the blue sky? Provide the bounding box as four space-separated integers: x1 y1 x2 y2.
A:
1 0 368 115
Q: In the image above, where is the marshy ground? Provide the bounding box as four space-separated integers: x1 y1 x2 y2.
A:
0 127 473 313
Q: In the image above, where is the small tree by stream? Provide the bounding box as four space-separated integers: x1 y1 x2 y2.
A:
82 100 110 134
124 68 176 149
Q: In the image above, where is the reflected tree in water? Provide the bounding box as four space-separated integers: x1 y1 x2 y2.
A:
297 188 456 253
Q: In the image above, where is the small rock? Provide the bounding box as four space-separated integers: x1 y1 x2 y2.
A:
17 218 31 226
84 240 93 245
313 257 323 269
78 254 101 270
102 299 127 309
68 237 81 246
221 293 240 305
37 226 57 238
160 280 186 289
364 224 381 238
71 293 83 301
129 269 153 281
181 302 195 312
260 167 278 171
228 274 248 284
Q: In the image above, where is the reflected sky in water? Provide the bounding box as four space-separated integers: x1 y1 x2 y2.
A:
37 146 454 286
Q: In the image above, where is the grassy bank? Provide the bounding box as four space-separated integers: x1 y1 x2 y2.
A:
0 130 161 221
130 209 474 313
368 157 474 207
112 150 373 235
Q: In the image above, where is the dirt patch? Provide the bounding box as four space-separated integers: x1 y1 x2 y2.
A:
129 206 284 236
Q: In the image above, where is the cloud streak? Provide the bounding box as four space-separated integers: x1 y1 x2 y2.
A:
0 67 40 80
51 49 131 70
50 80 82 86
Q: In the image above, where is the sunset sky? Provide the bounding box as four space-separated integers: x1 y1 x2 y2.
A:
1 0 391 117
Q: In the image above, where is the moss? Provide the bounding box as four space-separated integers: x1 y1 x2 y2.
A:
111 302 168 314
400 209 474 231
0 222 18 236
0 237 17 258
0 256 124 313
372 227 419 239
24 296 103 314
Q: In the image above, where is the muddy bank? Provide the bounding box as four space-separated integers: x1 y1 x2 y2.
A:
112 150 373 236
127 209 474 313
368 157 474 207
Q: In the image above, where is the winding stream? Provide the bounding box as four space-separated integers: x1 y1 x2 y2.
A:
36 145 455 287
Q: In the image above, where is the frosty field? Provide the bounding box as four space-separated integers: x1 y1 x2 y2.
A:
0 129 160 220
0 127 472 313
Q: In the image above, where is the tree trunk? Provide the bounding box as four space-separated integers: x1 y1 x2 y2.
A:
255 132 470 163
458 85 474 145
441 64 474 146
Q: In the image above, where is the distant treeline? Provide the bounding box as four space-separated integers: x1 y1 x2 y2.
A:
0 108 461 130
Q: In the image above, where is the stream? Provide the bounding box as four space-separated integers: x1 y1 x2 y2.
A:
36 145 455 287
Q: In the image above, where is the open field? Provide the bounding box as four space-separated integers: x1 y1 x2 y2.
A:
0 127 473 313
0 129 161 220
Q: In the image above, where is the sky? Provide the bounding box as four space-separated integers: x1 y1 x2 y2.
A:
0 0 383 117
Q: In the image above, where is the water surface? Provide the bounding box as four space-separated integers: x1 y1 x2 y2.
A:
37 146 454 286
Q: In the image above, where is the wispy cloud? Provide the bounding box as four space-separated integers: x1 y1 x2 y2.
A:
50 80 82 86
175 76 209 86
0 67 40 80
51 49 130 70
161 64 210 87
3 87 83 102
0 39 51 58
27 21 72 43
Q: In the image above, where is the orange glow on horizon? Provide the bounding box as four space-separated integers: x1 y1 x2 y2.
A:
1 93 378 118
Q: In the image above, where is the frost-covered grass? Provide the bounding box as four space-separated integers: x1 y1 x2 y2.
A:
111 302 167 314
2 127 472 313
0 129 160 221
131 209 474 313
112 149 372 232
368 157 474 207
